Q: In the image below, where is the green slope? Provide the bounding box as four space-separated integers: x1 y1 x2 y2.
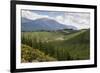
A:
64 30 87 40
63 29 90 60
21 29 90 61
43 30 90 60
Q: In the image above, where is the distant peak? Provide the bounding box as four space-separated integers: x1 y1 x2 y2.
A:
35 18 53 21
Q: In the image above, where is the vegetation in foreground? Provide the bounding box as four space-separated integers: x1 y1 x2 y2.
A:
21 29 90 63
21 44 57 63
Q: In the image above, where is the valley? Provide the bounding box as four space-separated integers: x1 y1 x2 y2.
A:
21 29 90 63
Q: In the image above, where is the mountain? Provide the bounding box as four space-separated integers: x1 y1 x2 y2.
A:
21 18 77 31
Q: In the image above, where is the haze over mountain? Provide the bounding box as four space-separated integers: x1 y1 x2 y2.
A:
21 17 77 31
22 10 90 30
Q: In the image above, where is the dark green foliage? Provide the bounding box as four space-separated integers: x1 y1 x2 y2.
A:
21 29 90 62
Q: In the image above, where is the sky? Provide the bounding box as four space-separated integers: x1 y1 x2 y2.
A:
22 10 90 29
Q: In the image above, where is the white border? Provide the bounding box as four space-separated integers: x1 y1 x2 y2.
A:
16 4 94 69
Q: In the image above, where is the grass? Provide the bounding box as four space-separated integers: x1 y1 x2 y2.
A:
21 29 90 62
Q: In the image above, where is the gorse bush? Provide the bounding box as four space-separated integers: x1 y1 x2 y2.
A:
21 44 57 63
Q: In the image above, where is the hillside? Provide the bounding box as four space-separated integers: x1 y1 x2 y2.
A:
21 44 57 63
21 29 90 62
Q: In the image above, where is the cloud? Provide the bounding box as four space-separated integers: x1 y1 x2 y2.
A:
63 12 90 29
22 10 90 29
22 10 65 24
22 10 49 20
55 16 65 24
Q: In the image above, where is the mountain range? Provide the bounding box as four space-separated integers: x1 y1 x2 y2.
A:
21 17 77 31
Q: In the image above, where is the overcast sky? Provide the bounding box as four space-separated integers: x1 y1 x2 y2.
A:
22 10 90 29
